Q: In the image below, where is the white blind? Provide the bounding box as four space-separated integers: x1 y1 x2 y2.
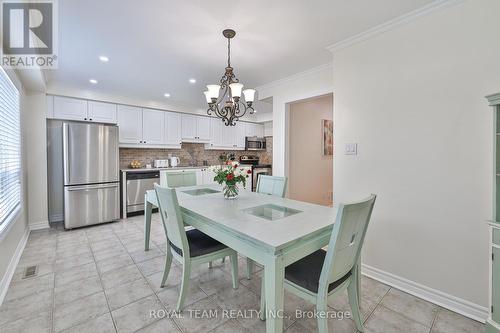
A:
0 67 21 228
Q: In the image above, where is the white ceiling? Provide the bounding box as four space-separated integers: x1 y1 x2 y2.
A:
46 0 434 113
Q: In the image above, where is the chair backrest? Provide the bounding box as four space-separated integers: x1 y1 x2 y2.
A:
256 175 287 198
154 184 189 255
319 194 377 291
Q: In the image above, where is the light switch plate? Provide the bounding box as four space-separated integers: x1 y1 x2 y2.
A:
345 143 358 155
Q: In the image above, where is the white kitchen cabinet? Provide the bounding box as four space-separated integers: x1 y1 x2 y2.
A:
117 105 143 144
46 95 54 118
88 101 117 124
165 112 182 146
209 118 223 147
264 121 273 137
202 168 217 185
197 117 211 141
181 114 211 142
222 124 237 148
142 109 165 145
53 96 88 121
236 122 246 149
181 114 197 140
245 123 264 137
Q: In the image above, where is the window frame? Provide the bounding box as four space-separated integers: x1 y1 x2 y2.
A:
0 66 22 238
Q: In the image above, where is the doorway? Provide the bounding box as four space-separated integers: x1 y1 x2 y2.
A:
288 94 333 206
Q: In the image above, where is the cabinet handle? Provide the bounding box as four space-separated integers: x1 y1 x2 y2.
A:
89 118 93 121
84 118 87 120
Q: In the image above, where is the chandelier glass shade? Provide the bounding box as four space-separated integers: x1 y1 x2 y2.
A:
204 29 256 126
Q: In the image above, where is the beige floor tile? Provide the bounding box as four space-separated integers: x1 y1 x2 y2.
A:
136 256 167 276
96 252 134 275
129 247 164 264
0 310 51 333
105 277 154 310
173 297 228 333
146 266 183 292
0 289 53 326
135 318 180 333
157 283 209 310
111 295 165 333
381 288 438 327
4 272 54 302
60 313 116 333
100 264 143 290
55 262 98 287
431 308 484 333
53 291 109 332
54 275 103 307
365 305 429 333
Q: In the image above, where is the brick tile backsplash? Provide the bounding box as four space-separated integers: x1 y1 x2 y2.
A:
120 137 272 169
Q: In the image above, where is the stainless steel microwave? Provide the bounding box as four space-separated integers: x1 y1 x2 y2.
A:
245 137 266 151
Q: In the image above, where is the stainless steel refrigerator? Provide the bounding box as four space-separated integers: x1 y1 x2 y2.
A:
62 122 120 229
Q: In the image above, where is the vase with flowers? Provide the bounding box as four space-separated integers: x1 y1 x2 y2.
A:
210 161 252 199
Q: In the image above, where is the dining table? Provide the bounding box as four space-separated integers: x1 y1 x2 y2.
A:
143 184 338 333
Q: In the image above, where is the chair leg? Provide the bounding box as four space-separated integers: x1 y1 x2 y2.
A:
259 271 266 320
208 261 213 269
316 297 329 333
229 252 239 289
222 256 226 263
246 258 254 280
160 248 173 288
176 261 191 312
348 280 364 332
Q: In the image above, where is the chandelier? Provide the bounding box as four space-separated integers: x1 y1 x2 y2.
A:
204 29 256 126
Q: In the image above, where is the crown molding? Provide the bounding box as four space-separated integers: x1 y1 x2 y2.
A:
256 62 333 93
486 93 500 106
326 0 465 54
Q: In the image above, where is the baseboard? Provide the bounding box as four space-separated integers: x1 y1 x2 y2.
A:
361 264 488 323
49 213 63 223
0 227 30 305
29 220 50 230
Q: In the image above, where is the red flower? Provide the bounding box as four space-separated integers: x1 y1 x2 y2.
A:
226 173 234 181
246 169 252 174
233 163 238 168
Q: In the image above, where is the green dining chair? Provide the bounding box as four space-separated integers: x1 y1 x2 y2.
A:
256 175 288 197
259 194 377 333
154 184 239 311
244 175 288 279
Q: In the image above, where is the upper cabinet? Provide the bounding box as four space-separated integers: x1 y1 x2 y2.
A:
118 106 181 149
264 121 273 137
117 105 143 144
165 112 182 146
207 120 246 150
51 96 117 124
142 109 165 145
181 114 210 142
245 122 265 137
88 101 117 124
52 96 88 121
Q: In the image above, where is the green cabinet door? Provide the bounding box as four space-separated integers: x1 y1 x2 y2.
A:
166 171 197 188
494 247 500 325
494 229 500 246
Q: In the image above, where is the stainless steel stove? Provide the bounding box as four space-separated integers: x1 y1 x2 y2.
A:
239 156 272 191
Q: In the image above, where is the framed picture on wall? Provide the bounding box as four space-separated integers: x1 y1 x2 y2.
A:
322 119 333 156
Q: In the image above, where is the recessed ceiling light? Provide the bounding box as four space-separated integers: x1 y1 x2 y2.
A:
89 79 98 84
164 93 170 98
99 56 109 62
189 78 196 84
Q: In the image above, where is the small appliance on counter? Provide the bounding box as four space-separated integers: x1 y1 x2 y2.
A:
154 159 169 168
245 136 266 151
169 156 180 167
239 155 272 191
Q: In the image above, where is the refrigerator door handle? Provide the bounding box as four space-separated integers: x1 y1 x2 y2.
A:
66 183 119 191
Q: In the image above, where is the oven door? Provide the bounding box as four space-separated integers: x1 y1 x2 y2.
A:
252 168 272 191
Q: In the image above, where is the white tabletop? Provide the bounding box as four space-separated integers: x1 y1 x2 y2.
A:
174 185 338 251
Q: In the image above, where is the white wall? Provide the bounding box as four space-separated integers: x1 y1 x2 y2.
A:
332 0 499 316
257 63 334 176
23 94 49 229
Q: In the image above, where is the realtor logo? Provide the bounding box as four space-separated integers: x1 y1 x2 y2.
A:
1 0 58 68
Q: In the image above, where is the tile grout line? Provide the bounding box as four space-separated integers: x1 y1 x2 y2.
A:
84 228 119 333
362 285 391 326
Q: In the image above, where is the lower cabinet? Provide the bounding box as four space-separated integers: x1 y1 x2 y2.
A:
493 246 500 325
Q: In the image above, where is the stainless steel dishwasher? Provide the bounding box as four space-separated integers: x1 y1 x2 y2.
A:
126 171 160 214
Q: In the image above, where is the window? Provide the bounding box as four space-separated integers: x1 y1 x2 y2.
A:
0 67 21 230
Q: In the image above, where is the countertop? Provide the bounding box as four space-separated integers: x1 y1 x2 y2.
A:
121 163 260 173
